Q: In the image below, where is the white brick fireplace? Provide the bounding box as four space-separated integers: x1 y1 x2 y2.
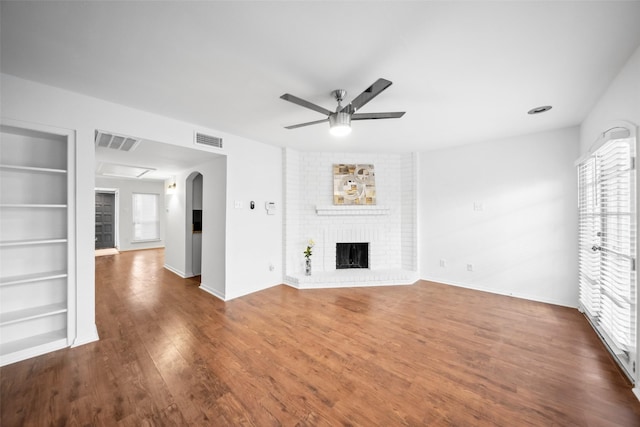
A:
283 149 418 288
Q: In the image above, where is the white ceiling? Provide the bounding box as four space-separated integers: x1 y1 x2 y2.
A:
95 136 221 182
2 1 640 161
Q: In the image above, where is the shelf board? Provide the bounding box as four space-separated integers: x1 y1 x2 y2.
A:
0 164 67 174
0 238 67 247
0 303 67 326
0 329 67 365
0 204 67 209
0 270 68 287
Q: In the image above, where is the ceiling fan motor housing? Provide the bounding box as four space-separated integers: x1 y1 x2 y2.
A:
329 111 351 127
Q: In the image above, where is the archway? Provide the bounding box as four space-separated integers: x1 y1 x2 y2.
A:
185 171 203 279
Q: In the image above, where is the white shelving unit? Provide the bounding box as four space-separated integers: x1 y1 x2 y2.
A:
0 119 75 366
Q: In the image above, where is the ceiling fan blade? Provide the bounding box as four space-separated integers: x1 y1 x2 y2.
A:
351 112 406 120
280 93 333 116
284 118 329 129
342 78 393 113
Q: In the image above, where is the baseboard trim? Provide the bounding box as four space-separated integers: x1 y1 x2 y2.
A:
72 324 100 347
420 276 577 308
633 387 640 402
200 284 225 301
164 263 186 278
118 246 165 252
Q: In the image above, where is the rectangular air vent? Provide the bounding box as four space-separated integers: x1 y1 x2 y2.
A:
195 132 223 149
97 162 155 179
95 130 141 152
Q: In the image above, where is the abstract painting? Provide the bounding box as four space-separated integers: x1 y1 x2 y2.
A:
333 164 376 205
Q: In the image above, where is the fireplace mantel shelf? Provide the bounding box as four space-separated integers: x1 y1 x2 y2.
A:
316 205 390 216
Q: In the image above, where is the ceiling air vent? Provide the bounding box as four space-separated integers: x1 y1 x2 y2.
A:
195 132 223 149
95 130 141 152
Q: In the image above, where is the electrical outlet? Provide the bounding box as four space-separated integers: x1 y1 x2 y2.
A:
466 264 473 272
439 259 446 268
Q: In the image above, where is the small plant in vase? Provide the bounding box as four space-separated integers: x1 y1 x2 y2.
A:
304 239 315 276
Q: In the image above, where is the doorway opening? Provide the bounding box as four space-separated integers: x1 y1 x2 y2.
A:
185 172 203 280
94 134 225 298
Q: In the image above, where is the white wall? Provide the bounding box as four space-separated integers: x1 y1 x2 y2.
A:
164 174 187 277
163 127 282 301
419 126 579 307
95 177 166 251
200 158 226 294
164 158 227 299
1 73 284 348
580 45 640 154
223 141 282 300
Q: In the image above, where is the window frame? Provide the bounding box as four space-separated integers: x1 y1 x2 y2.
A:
131 192 160 243
577 126 637 382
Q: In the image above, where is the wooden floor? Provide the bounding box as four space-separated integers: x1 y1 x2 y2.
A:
2 249 640 426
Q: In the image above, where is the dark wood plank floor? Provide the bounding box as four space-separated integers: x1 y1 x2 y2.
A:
2 248 640 426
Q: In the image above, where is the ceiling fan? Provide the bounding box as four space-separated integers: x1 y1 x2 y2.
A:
280 78 405 137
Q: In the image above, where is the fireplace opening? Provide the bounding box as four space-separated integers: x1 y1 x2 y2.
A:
336 242 369 269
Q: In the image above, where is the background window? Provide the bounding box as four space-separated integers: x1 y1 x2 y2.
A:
132 193 160 242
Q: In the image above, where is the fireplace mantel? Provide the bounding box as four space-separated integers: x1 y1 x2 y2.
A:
315 205 390 216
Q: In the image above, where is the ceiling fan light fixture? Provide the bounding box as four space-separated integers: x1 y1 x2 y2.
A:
329 112 352 137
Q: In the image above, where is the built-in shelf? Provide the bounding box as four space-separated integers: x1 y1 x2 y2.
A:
1 119 73 367
0 303 67 326
0 329 67 359
0 164 67 174
316 205 391 216
0 204 67 209
0 238 67 247
0 271 68 287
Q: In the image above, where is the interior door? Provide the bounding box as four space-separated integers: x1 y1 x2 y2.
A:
95 192 115 249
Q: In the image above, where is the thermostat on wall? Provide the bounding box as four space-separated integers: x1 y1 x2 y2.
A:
265 202 276 215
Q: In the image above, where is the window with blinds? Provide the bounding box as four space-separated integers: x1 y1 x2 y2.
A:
578 128 636 381
132 193 160 242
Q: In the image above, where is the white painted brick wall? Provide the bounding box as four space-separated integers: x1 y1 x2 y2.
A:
284 148 417 277
401 153 417 271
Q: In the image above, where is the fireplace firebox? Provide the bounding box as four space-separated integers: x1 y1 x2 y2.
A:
336 242 369 269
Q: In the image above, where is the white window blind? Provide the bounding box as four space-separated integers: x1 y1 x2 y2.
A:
578 130 636 380
132 193 160 242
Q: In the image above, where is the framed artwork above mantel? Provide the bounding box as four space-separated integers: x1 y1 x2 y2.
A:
333 164 376 205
